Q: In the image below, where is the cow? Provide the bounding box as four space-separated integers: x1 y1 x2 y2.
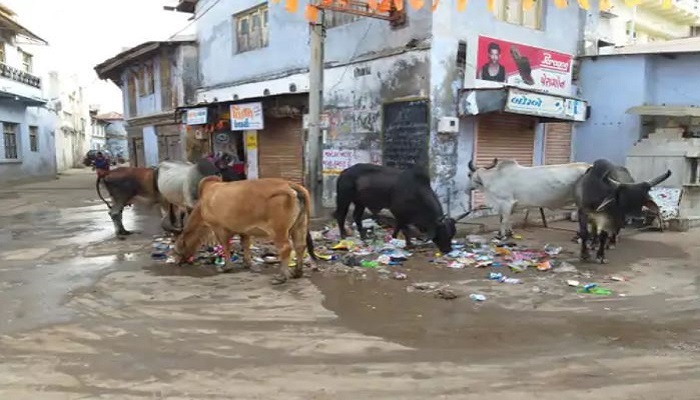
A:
96 166 160 238
467 158 591 238
333 163 456 254
574 158 671 263
156 158 224 233
173 176 317 285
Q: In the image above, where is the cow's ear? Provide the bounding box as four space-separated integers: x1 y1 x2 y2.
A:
596 196 616 212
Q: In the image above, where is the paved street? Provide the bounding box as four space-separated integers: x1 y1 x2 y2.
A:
1 169 700 399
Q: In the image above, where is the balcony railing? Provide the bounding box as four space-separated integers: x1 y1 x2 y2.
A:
0 62 41 89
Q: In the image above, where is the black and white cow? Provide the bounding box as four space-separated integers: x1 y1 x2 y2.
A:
574 158 671 263
333 163 456 253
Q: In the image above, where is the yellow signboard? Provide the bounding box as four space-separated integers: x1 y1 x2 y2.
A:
245 131 258 150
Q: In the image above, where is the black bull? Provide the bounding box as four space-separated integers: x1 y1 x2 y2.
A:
333 163 457 253
575 159 671 263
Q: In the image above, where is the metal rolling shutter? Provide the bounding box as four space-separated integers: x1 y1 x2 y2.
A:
257 117 304 184
544 123 572 165
472 113 536 209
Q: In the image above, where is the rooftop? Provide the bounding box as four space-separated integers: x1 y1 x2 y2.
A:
96 112 124 121
0 2 47 45
94 35 196 83
586 36 700 57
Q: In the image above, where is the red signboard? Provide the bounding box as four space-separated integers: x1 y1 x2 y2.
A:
475 36 573 96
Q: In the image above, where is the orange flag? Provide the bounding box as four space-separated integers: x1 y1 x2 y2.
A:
599 0 611 10
623 0 641 5
338 0 349 6
456 0 467 11
321 0 333 4
486 0 495 11
523 0 534 10
392 0 405 11
554 0 568 8
304 4 318 21
378 0 391 11
285 0 298 13
661 0 672 8
432 0 439 11
577 0 590 9
368 0 378 10
408 0 425 9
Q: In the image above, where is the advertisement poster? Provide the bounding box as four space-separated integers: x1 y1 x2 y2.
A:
230 102 264 131
475 36 573 96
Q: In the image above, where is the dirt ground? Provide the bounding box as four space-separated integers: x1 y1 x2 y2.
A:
1 169 699 399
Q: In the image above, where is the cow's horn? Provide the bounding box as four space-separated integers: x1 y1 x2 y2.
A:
647 169 672 187
486 158 498 169
606 176 622 189
468 160 476 172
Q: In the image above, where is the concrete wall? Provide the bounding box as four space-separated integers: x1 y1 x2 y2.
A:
0 100 57 182
573 53 700 165
196 0 310 90
321 49 431 208
430 0 586 215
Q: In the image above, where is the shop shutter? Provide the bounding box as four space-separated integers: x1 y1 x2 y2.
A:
544 123 572 165
257 116 304 184
471 113 536 209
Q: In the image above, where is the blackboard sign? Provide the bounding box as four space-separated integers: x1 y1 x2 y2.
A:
382 100 429 170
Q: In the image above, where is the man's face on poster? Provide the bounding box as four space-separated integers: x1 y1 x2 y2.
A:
489 48 500 64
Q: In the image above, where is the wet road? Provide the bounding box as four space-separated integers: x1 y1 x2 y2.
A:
1 169 700 399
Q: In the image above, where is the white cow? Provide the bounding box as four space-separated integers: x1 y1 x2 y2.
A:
467 158 591 238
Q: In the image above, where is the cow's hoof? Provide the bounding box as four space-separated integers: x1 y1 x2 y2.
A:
270 275 288 285
596 257 608 264
217 264 235 273
580 254 591 262
116 236 127 241
607 244 616 250
119 230 133 236
291 270 304 279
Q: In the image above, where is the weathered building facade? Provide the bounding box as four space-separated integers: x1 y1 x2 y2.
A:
94 36 198 167
0 3 57 183
175 0 593 215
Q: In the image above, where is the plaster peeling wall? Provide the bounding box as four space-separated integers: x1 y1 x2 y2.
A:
321 49 431 208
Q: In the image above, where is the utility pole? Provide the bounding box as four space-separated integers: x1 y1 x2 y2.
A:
306 8 325 217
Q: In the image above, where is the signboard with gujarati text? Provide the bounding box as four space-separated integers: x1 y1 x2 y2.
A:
186 107 208 125
230 102 264 131
474 36 573 96
504 88 587 122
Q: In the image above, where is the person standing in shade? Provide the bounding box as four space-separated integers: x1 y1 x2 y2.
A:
478 42 507 83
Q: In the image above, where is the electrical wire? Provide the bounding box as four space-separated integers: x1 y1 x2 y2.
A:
167 0 223 40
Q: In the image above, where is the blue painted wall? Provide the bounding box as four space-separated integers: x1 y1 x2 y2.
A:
572 53 700 165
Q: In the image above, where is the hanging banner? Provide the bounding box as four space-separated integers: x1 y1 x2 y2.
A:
475 36 573 96
186 107 208 125
230 102 264 131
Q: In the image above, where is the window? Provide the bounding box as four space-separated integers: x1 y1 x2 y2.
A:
235 4 269 53
492 0 542 30
20 51 33 73
29 126 38 152
0 42 5 63
139 63 155 97
3 123 18 159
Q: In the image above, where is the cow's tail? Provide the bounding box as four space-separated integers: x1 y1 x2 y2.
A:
96 175 112 210
289 182 317 261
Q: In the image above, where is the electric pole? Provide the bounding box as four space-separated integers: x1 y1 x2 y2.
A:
306 8 325 217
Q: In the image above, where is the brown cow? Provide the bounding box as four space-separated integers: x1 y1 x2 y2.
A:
96 166 160 238
173 176 317 284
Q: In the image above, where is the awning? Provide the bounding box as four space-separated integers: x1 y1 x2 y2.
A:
0 14 47 45
626 105 700 117
458 86 589 122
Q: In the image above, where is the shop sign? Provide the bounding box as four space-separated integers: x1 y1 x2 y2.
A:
230 102 264 131
474 36 573 97
505 88 587 122
186 107 208 125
